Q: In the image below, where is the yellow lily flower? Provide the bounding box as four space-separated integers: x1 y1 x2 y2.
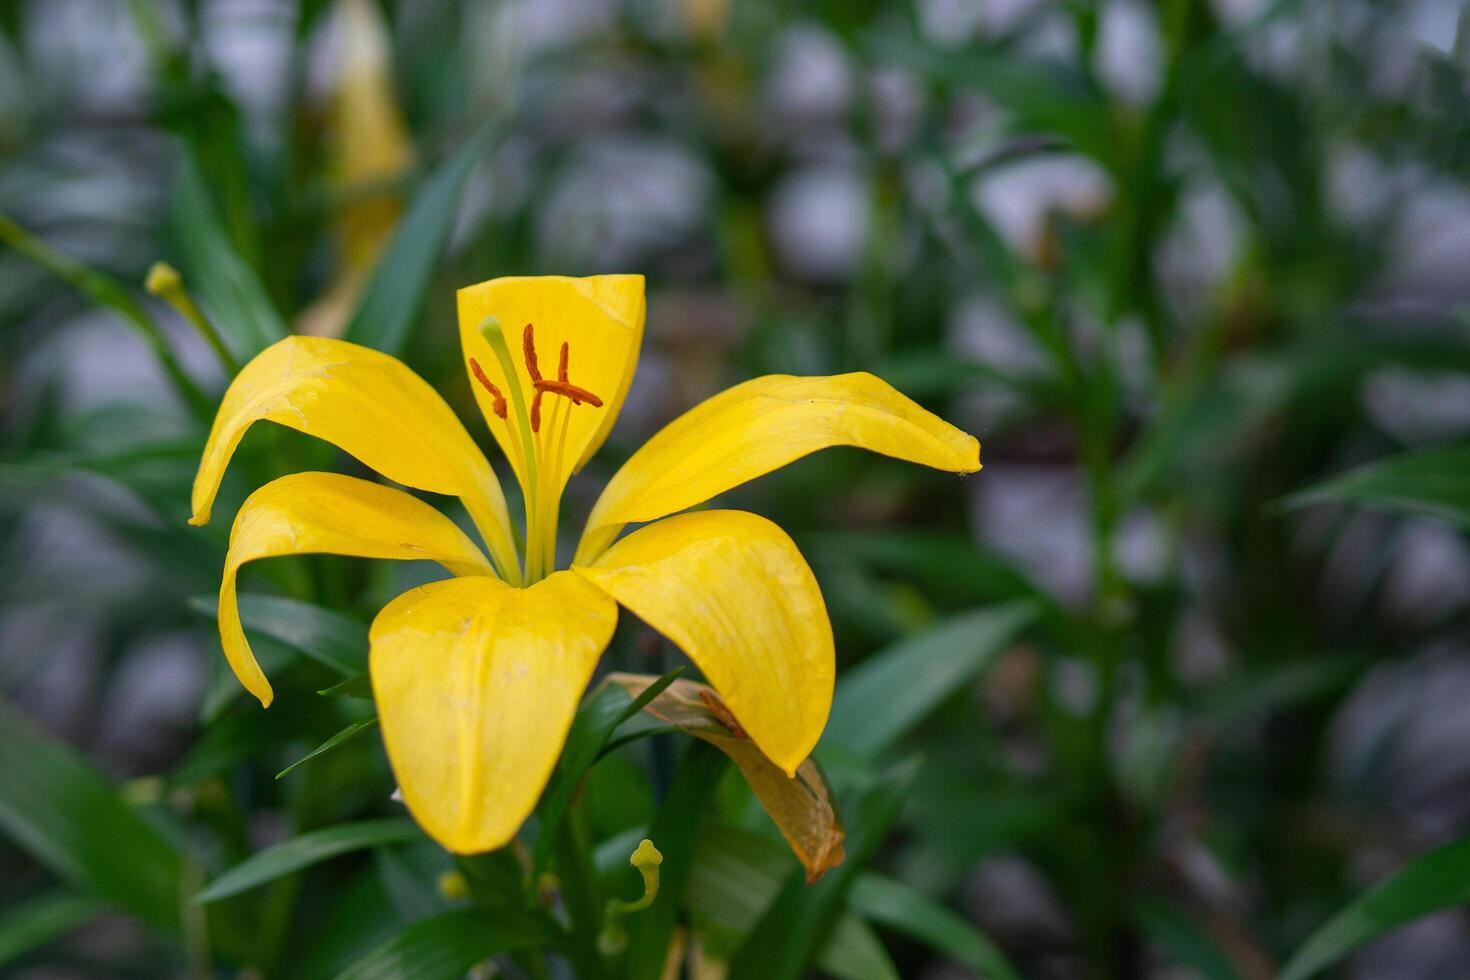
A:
192 274 980 854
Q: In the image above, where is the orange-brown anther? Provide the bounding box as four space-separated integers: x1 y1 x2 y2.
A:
556 342 583 405
521 326 603 433
522 324 542 381
468 357 508 419
534 379 603 407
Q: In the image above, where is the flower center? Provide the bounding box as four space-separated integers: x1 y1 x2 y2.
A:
470 317 604 583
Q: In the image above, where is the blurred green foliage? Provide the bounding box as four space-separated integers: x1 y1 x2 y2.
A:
2 0 1470 977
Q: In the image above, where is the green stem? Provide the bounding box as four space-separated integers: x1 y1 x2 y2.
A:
552 807 606 980
146 261 240 375
0 211 213 420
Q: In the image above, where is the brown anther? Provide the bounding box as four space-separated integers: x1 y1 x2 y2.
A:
521 327 602 432
698 689 747 738
522 323 542 381
556 343 582 404
534 379 604 407
468 358 507 419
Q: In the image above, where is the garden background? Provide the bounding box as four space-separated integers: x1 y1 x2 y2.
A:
3 0 1470 977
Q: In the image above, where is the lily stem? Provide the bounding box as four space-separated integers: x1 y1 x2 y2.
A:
0 210 213 421
553 805 606 980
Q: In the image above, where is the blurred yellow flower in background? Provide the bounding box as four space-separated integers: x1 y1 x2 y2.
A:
297 0 414 338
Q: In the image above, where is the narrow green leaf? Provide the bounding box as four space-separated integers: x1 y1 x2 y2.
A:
171 147 287 361
1281 444 1470 529
531 667 684 875
850 874 1021 980
190 593 369 675
197 819 422 903
332 907 549 980
319 672 375 699
726 758 920 980
277 716 379 779
626 740 729 980
1133 899 1246 980
1279 835 1470 980
685 826 898 980
0 700 184 931
0 211 211 418
824 602 1037 759
344 125 500 354
864 30 1112 161
0 891 105 967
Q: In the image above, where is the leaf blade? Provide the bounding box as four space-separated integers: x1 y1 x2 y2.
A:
332 907 550 980
171 147 288 361
343 126 500 354
824 602 1037 759
850 874 1022 980
0 891 105 967
197 819 422 903
1281 444 1470 529
0 700 185 931
1279 835 1470 980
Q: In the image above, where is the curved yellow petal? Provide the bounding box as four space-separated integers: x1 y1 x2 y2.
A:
191 335 519 583
456 275 645 493
574 510 833 776
370 571 617 853
575 373 981 563
220 472 494 708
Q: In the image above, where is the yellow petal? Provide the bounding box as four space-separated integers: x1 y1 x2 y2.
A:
456 275 645 493
574 510 833 776
191 335 518 582
370 571 617 853
575 373 981 563
220 472 494 708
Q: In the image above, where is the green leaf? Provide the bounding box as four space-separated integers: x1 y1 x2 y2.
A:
1133 899 1246 980
332 907 550 980
531 667 684 875
0 891 105 967
626 740 730 980
277 716 380 779
197 819 422 903
1281 444 1470 529
190 593 369 676
849 874 1021 980
865 30 1112 162
0 211 211 418
0 700 185 931
823 602 1037 759
171 147 287 362
726 758 920 980
319 672 375 699
686 826 898 980
1279 835 1470 980
344 125 499 354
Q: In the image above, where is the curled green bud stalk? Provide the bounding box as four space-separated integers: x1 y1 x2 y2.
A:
144 260 238 374
598 838 664 954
